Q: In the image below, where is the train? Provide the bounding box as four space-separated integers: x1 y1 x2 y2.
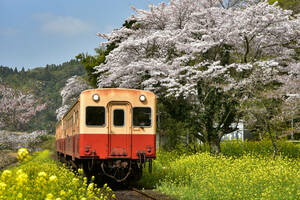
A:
55 88 156 182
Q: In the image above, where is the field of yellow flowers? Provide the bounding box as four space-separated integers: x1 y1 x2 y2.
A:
140 141 300 200
0 149 116 200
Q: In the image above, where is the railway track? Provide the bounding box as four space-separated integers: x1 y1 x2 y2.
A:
114 188 159 200
131 188 158 200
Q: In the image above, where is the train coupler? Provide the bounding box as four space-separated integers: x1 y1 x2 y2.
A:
137 151 146 168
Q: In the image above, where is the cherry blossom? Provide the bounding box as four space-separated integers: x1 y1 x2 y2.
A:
56 76 91 120
0 85 47 129
94 0 300 100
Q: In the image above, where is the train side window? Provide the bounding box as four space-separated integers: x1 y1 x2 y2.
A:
86 106 105 126
133 107 151 127
113 109 124 126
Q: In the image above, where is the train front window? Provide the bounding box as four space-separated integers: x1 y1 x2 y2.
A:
86 106 105 126
113 109 124 126
133 107 151 127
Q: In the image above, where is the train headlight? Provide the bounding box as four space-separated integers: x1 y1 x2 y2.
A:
92 94 100 102
139 95 146 102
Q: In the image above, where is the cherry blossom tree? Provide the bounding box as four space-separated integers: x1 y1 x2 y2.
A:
0 130 48 151
56 76 91 120
278 62 300 137
240 61 300 157
0 85 47 130
94 0 300 154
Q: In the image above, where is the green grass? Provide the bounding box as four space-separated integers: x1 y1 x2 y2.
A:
35 134 56 151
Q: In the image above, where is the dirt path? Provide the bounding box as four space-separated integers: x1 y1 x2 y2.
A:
0 150 18 170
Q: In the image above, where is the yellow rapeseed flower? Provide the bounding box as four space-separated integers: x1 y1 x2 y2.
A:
1 170 11 178
0 182 6 191
16 169 24 175
49 175 57 182
59 190 66 196
17 193 23 199
16 172 28 185
78 168 84 175
1 170 12 182
17 148 29 162
45 193 54 200
38 172 47 177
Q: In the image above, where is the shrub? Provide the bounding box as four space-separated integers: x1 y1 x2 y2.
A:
179 139 300 158
219 139 300 158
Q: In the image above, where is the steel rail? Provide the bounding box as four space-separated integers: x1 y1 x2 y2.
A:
131 188 158 200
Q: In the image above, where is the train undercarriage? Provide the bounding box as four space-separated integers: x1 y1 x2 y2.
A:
57 152 153 183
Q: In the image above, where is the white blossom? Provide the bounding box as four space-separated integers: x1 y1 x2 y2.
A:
0 84 47 128
0 130 48 151
56 76 91 120
94 0 300 100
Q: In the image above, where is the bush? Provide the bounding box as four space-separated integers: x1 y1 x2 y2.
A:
176 139 300 159
219 139 299 158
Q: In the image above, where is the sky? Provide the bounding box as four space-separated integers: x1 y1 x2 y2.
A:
0 0 165 70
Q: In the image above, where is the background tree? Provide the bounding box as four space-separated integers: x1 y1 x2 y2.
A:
76 48 105 88
56 76 91 120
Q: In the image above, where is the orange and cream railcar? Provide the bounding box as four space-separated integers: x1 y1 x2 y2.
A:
56 88 156 182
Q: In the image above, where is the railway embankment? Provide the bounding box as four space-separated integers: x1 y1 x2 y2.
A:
0 150 17 170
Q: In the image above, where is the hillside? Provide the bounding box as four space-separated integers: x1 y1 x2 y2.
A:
0 60 85 132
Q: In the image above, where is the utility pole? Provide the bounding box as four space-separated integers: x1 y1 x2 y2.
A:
291 118 294 140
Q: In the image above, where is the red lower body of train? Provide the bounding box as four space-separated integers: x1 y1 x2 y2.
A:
56 133 155 182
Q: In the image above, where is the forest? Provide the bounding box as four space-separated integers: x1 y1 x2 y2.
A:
0 60 85 132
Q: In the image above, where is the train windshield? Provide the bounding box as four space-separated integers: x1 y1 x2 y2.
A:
86 106 105 126
114 109 124 126
133 107 151 127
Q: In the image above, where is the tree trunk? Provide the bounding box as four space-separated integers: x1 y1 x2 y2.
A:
268 132 279 159
266 124 279 159
209 139 221 155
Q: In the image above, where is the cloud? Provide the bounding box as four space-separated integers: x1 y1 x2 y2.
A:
34 13 93 36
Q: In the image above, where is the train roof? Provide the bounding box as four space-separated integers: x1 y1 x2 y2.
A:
80 88 155 96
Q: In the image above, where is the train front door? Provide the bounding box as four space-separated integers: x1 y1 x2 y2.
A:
108 102 132 158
